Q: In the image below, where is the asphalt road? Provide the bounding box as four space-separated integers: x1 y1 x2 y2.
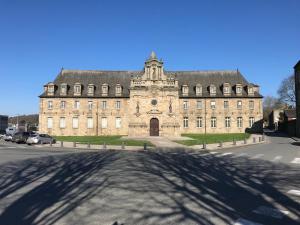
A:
0 132 299 225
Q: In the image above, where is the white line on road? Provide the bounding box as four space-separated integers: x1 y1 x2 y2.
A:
0 146 16 149
251 154 264 159
291 158 300 164
216 152 233 157
210 151 218 154
287 190 300 196
233 218 263 225
252 206 289 219
272 156 282 162
234 153 248 158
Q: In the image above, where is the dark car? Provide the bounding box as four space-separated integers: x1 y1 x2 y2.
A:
12 132 31 144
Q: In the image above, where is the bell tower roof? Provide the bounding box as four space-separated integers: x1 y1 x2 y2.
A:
149 51 157 59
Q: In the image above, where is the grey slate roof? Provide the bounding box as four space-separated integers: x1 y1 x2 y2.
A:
40 69 262 98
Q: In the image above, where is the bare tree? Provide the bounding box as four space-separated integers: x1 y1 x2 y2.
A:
263 96 283 122
277 74 296 107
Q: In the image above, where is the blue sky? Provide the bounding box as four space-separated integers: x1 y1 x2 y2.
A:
0 0 299 116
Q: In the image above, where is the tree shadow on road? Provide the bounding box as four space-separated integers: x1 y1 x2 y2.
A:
0 150 299 225
118 151 300 225
0 151 119 225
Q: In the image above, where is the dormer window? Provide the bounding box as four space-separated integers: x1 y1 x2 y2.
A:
247 85 254 96
210 85 216 96
236 84 243 95
223 83 231 95
74 83 82 96
102 84 109 96
87 84 95 96
60 83 67 96
196 84 202 96
115 84 122 96
46 83 55 96
182 85 189 96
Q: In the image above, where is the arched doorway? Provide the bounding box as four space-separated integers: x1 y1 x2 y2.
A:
150 118 159 136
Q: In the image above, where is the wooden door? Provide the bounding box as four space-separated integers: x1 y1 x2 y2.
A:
150 118 159 136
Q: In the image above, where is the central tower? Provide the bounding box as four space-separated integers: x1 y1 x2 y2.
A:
128 51 180 137
144 51 164 81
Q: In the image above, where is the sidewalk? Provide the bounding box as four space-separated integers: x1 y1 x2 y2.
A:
34 134 266 152
190 134 267 151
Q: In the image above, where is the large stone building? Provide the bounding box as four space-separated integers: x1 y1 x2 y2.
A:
39 52 263 137
295 60 300 137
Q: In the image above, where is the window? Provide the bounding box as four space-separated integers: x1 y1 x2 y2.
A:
115 101 121 110
225 117 231 128
224 86 230 94
87 117 93 129
249 117 255 127
210 85 216 95
183 101 188 110
88 101 93 110
102 84 108 96
60 101 66 109
210 100 216 109
211 117 217 128
47 117 53 129
115 85 122 96
72 117 79 129
248 87 253 95
48 101 53 110
183 117 188 128
236 86 242 95
197 100 203 109
237 117 243 128
116 117 121 128
196 85 202 96
196 117 202 128
48 85 54 94
237 100 242 109
74 101 80 109
60 117 66 128
101 117 107 128
88 85 94 96
182 85 189 96
249 100 254 110
102 101 107 109
224 101 229 109
74 84 81 95
60 84 67 95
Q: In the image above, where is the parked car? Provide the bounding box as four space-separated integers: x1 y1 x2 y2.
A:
26 133 56 145
3 134 13 141
12 132 31 144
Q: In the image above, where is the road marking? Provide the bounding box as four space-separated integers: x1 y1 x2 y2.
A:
251 154 264 159
234 153 248 157
0 146 16 149
272 156 282 162
287 190 300 196
233 218 263 225
252 206 289 219
291 158 300 164
216 152 233 157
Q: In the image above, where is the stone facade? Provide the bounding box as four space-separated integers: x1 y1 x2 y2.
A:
295 60 300 137
39 52 263 137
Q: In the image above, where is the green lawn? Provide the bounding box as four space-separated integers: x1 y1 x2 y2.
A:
54 135 154 147
176 133 251 146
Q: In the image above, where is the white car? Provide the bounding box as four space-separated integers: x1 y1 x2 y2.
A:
3 134 13 141
26 133 56 145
